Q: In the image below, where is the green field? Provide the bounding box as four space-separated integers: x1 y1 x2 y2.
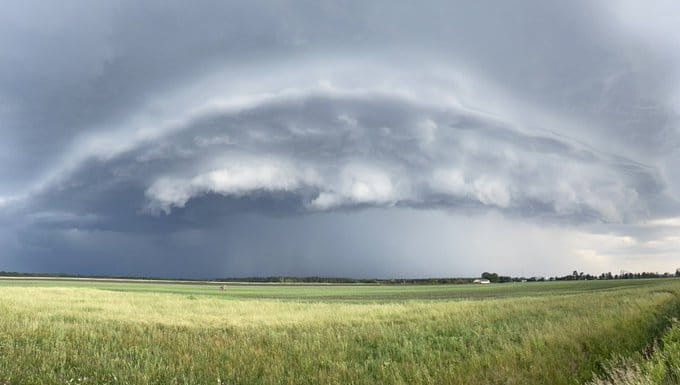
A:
0 278 679 384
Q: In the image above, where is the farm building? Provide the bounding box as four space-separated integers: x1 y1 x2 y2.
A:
473 279 491 284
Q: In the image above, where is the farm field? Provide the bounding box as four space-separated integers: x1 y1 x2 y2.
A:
0 278 679 384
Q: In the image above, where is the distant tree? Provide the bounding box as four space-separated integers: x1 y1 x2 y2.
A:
498 276 513 283
481 272 500 283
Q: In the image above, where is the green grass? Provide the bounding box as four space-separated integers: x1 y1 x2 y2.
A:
588 319 680 385
0 277 662 301
0 278 679 384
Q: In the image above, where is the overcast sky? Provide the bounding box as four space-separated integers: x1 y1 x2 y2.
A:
1 1 679 278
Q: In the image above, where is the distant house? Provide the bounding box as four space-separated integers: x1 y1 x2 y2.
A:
473 279 491 284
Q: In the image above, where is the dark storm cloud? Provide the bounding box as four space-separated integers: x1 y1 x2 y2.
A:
1 0 679 277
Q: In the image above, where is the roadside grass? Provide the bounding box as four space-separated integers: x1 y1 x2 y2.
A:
0 279 678 384
588 319 680 385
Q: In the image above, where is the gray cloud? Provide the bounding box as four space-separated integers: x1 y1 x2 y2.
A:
1 1 679 277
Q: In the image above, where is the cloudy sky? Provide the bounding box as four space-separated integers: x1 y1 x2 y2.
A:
1 1 679 278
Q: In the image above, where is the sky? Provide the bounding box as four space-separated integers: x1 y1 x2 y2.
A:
1 1 679 278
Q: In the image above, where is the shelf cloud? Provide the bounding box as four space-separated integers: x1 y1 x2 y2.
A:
1 0 679 277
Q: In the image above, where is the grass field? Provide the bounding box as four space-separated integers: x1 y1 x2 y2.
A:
0 278 679 384
588 319 680 385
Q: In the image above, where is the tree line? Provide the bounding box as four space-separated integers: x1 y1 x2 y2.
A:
479 269 680 283
0 269 678 284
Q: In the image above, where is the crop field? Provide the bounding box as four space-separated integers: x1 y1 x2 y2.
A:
0 278 679 385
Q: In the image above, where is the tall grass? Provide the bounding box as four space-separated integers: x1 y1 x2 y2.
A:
588 319 680 385
0 280 678 384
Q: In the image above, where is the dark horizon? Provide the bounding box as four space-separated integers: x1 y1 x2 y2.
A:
2 269 678 283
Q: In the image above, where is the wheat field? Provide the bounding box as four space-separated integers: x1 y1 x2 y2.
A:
0 278 678 385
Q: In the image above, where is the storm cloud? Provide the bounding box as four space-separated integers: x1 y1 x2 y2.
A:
1 0 679 278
